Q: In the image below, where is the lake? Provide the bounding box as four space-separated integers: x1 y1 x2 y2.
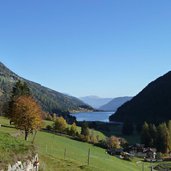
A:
70 111 114 122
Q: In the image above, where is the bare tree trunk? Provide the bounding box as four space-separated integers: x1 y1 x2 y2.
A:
25 130 29 141
32 130 37 144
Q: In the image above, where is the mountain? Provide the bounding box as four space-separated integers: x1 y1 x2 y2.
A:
80 96 113 109
109 71 171 124
0 62 93 115
99 96 132 111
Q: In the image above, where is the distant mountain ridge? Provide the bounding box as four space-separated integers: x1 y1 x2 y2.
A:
110 71 171 124
99 96 132 111
80 96 113 109
0 62 93 115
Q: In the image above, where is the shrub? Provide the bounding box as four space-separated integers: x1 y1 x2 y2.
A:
54 116 67 133
46 125 52 130
106 136 120 149
69 122 78 136
81 122 89 137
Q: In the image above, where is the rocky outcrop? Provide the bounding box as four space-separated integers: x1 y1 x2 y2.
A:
6 154 39 171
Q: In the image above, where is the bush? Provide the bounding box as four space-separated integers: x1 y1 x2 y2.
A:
46 125 52 130
106 136 120 149
81 122 90 137
54 116 67 133
69 122 78 136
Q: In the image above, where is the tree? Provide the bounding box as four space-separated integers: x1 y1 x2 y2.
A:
122 120 134 135
81 122 89 137
148 124 157 147
69 122 77 136
89 130 98 144
54 116 67 133
11 95 42 141
141 122 151 147
119 138 128 148
106 136 120 149
52 113 57 121
11 80 31 99
7 80 31 119
167 120 171 150
156 123 170 153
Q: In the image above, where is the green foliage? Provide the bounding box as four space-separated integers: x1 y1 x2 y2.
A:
81 122 90 137
11 80 31 99
54 116 67 133
35 131 139 171
141 121 171 153
89 130 99 144
69 122 78 136
141 122 151 147
148 124 157 147
156 123 170 153
110 71 171 124
0 116 144 171
0 132 34 169
7 80 31 118
122 121 134 135
141 122 157 147
46 125 52 130
0 62 93 121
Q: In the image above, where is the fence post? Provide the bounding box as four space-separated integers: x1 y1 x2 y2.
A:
87 148 90 165
142 162 144 171
46 144 47 153
64 148 66 160
150 165 153 171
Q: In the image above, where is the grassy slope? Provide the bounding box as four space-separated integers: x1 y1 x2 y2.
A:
35 131 142 171
0 117 150 171
0 128 34 169
43 120 106 140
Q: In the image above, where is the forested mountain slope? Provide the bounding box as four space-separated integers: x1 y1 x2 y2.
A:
0 62 93 115
110 71 171 124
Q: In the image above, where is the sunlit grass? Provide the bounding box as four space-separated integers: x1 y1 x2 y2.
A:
0 131 34 170
0 116 150 171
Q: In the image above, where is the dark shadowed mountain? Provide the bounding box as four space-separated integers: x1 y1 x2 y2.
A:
109 71 171 124
0 62 93 115
80 96 113 109
99 96 132 111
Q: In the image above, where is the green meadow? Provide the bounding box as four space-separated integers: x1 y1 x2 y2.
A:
0 117 152 171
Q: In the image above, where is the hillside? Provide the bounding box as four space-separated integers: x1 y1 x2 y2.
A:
110 71 171 124
99 96 132 111
0 116 145 171
0 62 93 115
80 96 112 109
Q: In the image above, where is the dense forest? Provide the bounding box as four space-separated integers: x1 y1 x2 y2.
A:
0 62 93 116
110 71 171 124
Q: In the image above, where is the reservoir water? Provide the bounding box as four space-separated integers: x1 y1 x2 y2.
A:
71 111 114 122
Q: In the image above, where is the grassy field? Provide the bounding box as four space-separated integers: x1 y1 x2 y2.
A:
0 126 34 169
35 131 150 171
0 117 152 171
43 119 106 140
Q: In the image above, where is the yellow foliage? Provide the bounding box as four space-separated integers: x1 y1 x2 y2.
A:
11 95 43 140
54 116 67 132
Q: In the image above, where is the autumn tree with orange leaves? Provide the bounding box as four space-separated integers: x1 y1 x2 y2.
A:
11 95 42 141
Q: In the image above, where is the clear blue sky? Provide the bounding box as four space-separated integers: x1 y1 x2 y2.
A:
0 0 171 98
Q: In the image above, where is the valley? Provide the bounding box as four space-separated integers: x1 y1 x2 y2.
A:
1 1 171 170
0 116 148 171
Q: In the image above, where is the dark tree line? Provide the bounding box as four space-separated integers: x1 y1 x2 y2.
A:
7 80 31 119
141 121 171 153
